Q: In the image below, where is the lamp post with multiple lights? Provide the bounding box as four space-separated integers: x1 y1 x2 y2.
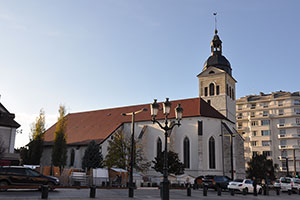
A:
122 108 147 198
150 98 183 200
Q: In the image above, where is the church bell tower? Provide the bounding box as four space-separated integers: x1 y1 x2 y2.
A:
197 29 236 122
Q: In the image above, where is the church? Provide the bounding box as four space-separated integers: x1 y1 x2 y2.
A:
41 29 245 179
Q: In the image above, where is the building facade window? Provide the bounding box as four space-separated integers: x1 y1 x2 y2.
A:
198 121 203 136
251 103 256 109
226 84 229 96
251 121 258 126
278 101 283 106
216 85 220 95
209 83 215 96
295 109 300 114
296 118 300 125
252 131 257 136
279 129 286 137
279 109 284 115
263 151 272 157
232 88 235 100
251 112 255 117
263 111 269 116
238 105 242 110
229 86 232 98
204 87 208 96
70 149 75 167
157 138 162 157
261 120 270 126
262 141 271 146
183 137 190 168
279 119 285 126
280 140 287 146
252 151 258 157
238 113 242 119
251 141 257 146
294 99 300 105
281 150 287 157
261 130 270 136
209 137 216 169
238 122 243 129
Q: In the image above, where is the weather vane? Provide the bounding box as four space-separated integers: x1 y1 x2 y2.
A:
213 12 217 32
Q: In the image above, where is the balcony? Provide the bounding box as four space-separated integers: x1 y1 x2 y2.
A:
278 134 300 139
278 145 300 150
277 123 300 128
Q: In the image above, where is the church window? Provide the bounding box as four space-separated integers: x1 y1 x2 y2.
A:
198 121 203 136
229 86 232 98
183 137 190 168
232 88 235 100
157 137 162 157
216 85 220 95
209 137 216 169
204 87 208 96
226 84 229 96
70 149 75 166
209 71 215 74
209 83 215 96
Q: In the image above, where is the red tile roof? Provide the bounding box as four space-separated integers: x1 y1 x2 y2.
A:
43 97 228 145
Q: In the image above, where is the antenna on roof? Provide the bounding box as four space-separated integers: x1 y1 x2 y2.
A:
213 12 218 34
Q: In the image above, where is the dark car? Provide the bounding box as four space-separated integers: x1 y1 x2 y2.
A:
203 175 231 190
0 166 59 191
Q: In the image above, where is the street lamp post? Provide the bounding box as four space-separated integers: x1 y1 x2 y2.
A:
150 98 183 200
122 108 147 198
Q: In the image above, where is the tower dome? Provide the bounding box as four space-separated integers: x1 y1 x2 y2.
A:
203 29 232 75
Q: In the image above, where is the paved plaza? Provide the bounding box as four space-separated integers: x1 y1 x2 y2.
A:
1 188 300 200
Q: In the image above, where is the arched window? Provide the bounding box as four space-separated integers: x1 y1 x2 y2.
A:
204 87 208 96
70 149 75 166
183 137 190 168
209 83 215 96
209 137 216 169
157 138 162 157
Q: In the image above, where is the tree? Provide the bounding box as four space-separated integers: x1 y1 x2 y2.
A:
82 140 103 171
20 109 46 165
152 150 184 175
246 154 277 182
103 130 150 172
52 105 68 172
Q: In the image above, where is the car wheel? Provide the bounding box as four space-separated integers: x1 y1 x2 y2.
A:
244 187 248 194
46 182 55 191
258 188 262 194
0 181 9 192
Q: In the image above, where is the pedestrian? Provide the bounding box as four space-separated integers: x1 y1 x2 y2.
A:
252 177 257 195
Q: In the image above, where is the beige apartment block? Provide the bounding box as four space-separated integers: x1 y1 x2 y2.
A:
236 91 300 175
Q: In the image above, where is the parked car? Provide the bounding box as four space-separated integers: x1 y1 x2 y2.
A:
291 178 300 192
227 179 262 194
273 179 281 188
203 175 231 190
279 177 292 192
0 166 59 191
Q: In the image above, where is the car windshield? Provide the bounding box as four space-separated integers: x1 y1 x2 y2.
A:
233 179 243 182
280 177 291 183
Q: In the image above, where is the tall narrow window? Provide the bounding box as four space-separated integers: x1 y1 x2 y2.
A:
204 87 208 96
209 83 215 96
157 138 162 157
232 88 235 100
183 137 190 168
198 121 203 136
216 85 220 95
70 149 75 166
209 137 216 169
229 86 232 98
226 84 229 95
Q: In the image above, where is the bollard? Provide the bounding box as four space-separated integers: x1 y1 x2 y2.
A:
90 185 96 198
242 188 247 195
217 186 221 196
203 186 207 196
230 189 235 196
41 185 48 199
276 187 280 195
288 189 291 195
187 186 191 196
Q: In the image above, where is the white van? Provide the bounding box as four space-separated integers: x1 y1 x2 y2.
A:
279 177 292 191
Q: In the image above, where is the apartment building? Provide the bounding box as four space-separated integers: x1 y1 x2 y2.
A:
236 91 300 175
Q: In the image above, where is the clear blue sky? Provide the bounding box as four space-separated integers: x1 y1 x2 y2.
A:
0 0 299 148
